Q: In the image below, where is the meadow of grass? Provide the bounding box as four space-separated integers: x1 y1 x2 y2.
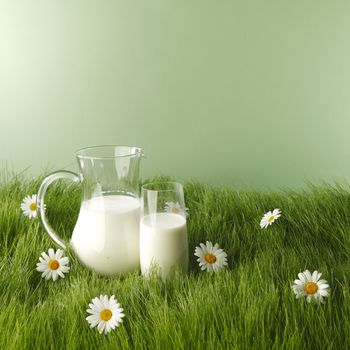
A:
1 171 350 349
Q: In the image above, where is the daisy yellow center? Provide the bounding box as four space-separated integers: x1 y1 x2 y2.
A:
171 207 180 213
29 202 37 211
305 282 318 295
268 215 275 222
48 259 59 270
204 253 217 264
100 308 112 321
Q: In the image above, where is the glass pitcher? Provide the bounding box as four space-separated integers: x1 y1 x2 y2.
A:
37 145 144 276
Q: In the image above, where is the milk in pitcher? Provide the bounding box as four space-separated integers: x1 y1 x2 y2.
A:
71 195 140 275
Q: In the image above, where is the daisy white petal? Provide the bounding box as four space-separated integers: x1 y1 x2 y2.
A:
86 295 125 334
272 209 281 218
48 249 55 259
194 241 228 272
57 270 66 278
93 297 104 310
87 318 100 328
97 322 106 334
60 266 70 273
45 270 53 280
319 289 329 297
41 269 51 279
206 263 214 272
294 279 303 286
304 270 312 281
260 208 282 228
20 194 38 218
52 271 59 281
292 270 330 303
206 241 213 252
298 272 306 282
164 201 189 218
199 243 206 251
36 248 70 281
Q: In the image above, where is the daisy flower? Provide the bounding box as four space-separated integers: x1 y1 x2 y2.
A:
260 208 281 228
21 194 39 218
194 241 228 272
36 248 70 281
164 201 189 217
292 270 330 303
86 295 125 334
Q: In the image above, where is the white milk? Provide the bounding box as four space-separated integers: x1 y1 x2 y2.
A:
140 213 189 278
71 195 140 275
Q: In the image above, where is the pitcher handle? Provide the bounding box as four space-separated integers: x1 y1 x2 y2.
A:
37 170 81 249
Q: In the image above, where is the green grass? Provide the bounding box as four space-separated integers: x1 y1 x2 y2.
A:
1 172 350 349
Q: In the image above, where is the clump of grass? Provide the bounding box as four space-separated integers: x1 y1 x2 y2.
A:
1 171 350 349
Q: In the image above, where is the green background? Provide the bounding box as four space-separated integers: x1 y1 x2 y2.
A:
1 0 350 189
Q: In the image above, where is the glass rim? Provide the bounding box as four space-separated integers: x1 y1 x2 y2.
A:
141 181 183 192
75 145 144 160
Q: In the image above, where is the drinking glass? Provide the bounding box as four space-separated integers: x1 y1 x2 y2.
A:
140 182 189 278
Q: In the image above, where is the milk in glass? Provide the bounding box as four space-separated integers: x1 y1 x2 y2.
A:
140 212 188 278
71 195 140 275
